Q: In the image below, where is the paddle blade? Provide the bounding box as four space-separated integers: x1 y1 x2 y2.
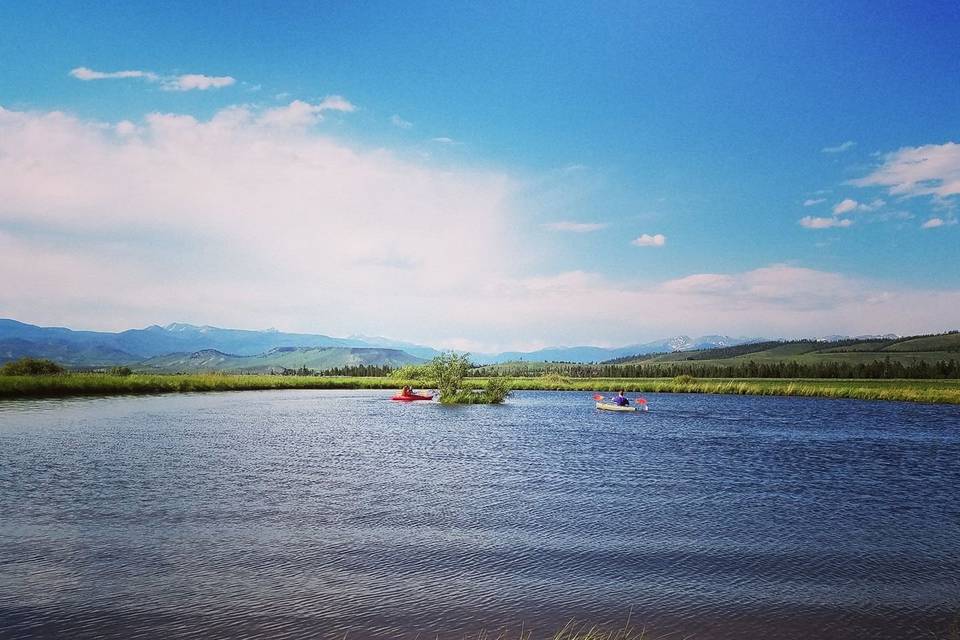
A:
637 398 648 404
592 394 603 401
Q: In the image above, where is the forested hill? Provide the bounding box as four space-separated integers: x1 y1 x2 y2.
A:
477 332 960 379
139 347 424 374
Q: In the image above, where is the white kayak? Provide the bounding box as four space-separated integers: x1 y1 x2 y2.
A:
596 402 637 412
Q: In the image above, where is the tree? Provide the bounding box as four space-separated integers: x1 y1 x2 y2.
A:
1 358 65 376
430 352 472 402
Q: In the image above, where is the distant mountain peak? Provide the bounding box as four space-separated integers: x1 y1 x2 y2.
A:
165 322 199 332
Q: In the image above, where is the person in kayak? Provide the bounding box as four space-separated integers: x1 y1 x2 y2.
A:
614 390 630 406
401 385 413 396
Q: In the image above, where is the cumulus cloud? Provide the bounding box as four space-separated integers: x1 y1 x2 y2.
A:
431 137 455 144
833 199 858 215
799 216 853 229
544 221 608 232
1 105 957 349
257 98 358 127
70 66 236 91
803 198 826 206
390 114 413 129
822 141 856 153
632 233 666 247
315 95 356 112
853 141 960 200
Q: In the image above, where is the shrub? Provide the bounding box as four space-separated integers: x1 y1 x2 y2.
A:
430 352 473 403
109 366 133 376
673 374 696 384
484 376 511 404
1 358 65 376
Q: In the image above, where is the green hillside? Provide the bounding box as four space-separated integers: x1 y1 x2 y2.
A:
613 333 960 367
475 333 960 379
139 346 423 374
881 333 960 352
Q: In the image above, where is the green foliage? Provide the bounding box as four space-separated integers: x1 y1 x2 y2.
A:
0 373 957 404
323 364 393 377
484 375 511 403
389 364 431 380
673 374 695 383
475 355 960 381
430 351 473 403
1 357 64 376
279 365 315 376
109 366 133 376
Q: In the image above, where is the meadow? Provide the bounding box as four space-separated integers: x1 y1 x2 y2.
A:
1 372 958 404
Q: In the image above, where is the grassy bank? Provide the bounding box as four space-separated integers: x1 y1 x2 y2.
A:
497 376 960 404
0 373 400 399
1 373 958 404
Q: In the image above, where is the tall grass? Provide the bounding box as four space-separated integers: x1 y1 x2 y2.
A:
0 373 400 399
1 372 958 404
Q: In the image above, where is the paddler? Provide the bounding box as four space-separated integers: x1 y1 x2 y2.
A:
613 390 630 407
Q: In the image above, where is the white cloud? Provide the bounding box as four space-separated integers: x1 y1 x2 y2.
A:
164 74 236 91
1 105 957 350
257 98 358 128
799 216 853 229
431 137 455 144
833 198 859 215
853 141 960 200
921 217 957 229
832 198 884 215
822 141 856 153
70 66 236 91
70 66 158 81
632 233 666 247
390 114 413 129
315 95 356 112
544 221 608 233
803 198 826 206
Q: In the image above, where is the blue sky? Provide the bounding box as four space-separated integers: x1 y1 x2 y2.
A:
1 1 959 349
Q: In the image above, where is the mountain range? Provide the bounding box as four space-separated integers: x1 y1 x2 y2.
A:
0 319 766 369
0 318 909 370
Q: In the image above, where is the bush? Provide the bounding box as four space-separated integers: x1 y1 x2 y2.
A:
109 366 133 376
673 374 696 384
1 358 65 376
430 352 473 403
484 376 511 404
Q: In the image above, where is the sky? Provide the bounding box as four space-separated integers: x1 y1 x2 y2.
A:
1 0 959 351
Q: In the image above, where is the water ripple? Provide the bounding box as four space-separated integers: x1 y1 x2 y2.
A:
1 390 959 639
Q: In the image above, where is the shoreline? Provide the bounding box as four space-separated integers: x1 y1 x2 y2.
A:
1 373 958 404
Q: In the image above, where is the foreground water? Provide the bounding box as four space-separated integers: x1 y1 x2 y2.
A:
1 390 958 639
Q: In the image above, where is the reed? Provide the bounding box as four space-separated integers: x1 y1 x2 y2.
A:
1 373 958 404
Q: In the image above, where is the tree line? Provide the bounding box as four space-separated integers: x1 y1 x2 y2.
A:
471 357 960 379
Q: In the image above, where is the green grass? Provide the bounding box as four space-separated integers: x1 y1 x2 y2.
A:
882 332 960 352
1 373 958 404
0 373 401 399
493 376 960 404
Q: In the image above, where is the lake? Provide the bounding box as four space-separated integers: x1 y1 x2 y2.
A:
1 390 958 639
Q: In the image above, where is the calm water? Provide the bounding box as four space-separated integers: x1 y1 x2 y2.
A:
1 390 959 639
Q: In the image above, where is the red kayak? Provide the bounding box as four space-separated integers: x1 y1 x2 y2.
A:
391 393 434 402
